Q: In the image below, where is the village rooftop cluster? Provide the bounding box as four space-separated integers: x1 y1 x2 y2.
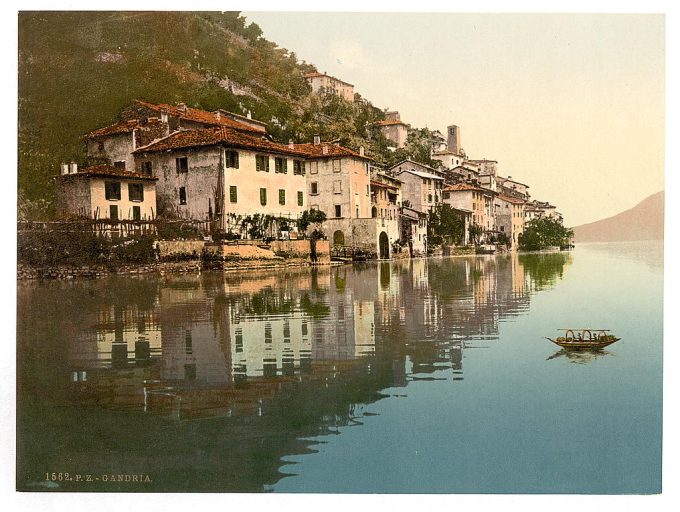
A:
56 71 562 259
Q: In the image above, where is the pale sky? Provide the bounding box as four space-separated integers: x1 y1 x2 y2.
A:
243 12 665 226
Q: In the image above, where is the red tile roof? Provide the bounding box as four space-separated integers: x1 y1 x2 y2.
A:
58 165 157 181
133 99 266 134
293 143 373 161
134 127 309 157
498 194 526 205
84 119 141 139
444 183 491 193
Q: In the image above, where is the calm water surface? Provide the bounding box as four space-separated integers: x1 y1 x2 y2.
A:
16 241 663 493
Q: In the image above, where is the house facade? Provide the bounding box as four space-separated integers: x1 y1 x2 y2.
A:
304 72 355 102
389 160 444 214
133 127 308 234
442 183 497 238
495 195 525 249
376 111 409 148
55 164 157 221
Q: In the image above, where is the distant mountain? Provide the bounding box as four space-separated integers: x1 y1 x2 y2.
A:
572 191 664 243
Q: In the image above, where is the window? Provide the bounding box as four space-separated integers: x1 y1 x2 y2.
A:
293 160 305 175
114 161 126 170
443 191 450 200
275 157 287 174
225 150 239 169
229 186 238 203
105 181 121 201
500 226 505 232
97 141 105 152
176 157 188 173
109 205 118 220
256 154 269 172
260 188 267 206
141 161 152 176
333 180 342 194
332 159 341 172
132 206 141 221
297 191 304 206
179 187 187 205
279 189 286 205
310 182 318 195
128 183 144 202
335 204 342 218
310 161 318 174
356 205 359 218
428 194 433 203
366 184 369 196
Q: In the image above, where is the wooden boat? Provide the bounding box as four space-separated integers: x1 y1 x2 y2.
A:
545 329 620 350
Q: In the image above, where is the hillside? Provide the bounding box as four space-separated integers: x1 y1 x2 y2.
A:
572 191 664 243
18 11 393 209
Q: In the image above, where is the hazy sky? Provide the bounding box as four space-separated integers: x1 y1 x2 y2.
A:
243 12 664 226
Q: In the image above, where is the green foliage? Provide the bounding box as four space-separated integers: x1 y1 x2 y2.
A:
468 224 484 245
427 203 466 247
297 208 327 234
18 230 156 266
518 217 574 251
383 128 443 169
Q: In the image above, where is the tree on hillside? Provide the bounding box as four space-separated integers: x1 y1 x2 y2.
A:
383 128 443 169
518 217 574 251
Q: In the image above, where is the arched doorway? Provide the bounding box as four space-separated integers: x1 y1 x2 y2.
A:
333 230 345 247
379 231 389 259
371 206 377 218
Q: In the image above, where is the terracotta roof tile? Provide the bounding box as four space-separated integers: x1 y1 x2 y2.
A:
444 183 492 193
293 143 373 161
370 180 399 190
498 194 526 205
133 99 266 134
58 165 157 181
134 127 309 157
84 119 141 139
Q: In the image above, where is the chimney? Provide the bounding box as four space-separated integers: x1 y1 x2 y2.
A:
177 102 187 113
447 125 461 154
359 146 365 157
60 163 69 175
215 111 221 120
69 162 78 174
247 110 252 119
322 144 328 155
313 134 321 145
288 139 294 149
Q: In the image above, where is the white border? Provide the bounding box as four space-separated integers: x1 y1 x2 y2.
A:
2 2 677 512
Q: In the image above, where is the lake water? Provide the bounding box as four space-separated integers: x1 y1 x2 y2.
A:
16 241 663 493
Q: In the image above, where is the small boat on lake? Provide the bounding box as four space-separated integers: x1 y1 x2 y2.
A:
545 329 620 350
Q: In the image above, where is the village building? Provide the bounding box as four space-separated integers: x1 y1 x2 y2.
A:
55 164 157 222
430 130 448 152
497 176 530 201
376 111 409 148
389 159 445 214
304 71 355 102
370 171 402 222
524 200 562 223
133 126 309 235
294 139 399 259
400 206 429 255
495 195 525 250
442 182 497 238
432 150 467 170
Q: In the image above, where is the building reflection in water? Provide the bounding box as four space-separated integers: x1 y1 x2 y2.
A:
47 251 572 422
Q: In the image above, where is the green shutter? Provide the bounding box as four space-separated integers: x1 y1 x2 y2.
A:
230 186 237 203
260 188 267 206
279 189 286 205
297 191 304 206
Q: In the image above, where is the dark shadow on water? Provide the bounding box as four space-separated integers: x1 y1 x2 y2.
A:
546 348 613 364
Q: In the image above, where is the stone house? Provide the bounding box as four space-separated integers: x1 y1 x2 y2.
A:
304 71 355 102
400 206 428 256
370 172 402 222
133 127 309 234
432 150 467 170
376 111 409 148
442 182 497 239
389 159 445 214
495 195 525 250
497 176 530 201
55 164 157 221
